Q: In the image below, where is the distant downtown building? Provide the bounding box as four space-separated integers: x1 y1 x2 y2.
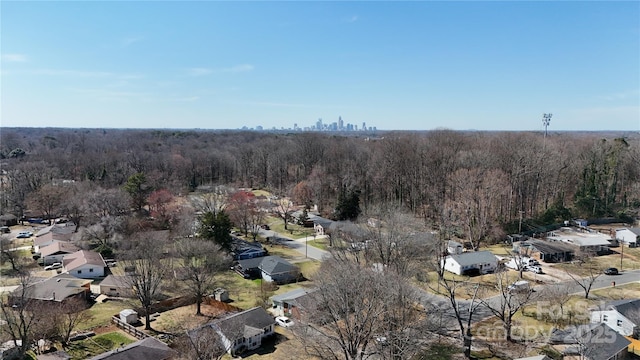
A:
242 116 377 132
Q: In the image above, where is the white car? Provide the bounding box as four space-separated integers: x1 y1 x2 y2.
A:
44 262 62 271
275 316 293 328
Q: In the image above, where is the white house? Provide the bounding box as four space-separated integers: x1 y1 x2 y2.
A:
194 307 275 356
62 250 106 279
546 227 612 254
591 298 640 337
40 241 80 265
615 228 640 248
442 250 498 276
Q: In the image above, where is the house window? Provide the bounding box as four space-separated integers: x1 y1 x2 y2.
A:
617 320 623 327
77 270 82 274
89 268 94 272
603 315 608 322
110 288 116 291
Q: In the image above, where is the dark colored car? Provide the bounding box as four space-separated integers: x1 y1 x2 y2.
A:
604 267 619 275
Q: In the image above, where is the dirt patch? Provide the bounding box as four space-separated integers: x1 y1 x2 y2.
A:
92 325 118 335
152 304 229 333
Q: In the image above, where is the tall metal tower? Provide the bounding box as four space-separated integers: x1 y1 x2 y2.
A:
542 113 552 138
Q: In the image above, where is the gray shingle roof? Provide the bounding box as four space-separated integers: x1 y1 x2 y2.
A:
550 323 631 359
237 256 297 276
90 337 175 360
14 274 90 302
214 307 275 341
606 298 640 321
447 251 497 267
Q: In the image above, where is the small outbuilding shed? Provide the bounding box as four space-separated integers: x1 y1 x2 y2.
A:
119 309 138 324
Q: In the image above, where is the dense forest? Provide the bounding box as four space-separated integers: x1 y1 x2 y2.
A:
1 128 639 243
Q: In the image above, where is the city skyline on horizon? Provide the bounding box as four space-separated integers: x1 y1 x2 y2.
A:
2 2 638 131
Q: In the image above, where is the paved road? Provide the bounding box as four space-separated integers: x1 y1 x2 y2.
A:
258 228 330 261
421 268 640 330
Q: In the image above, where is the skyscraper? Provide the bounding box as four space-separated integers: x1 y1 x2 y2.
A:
338 116 344 130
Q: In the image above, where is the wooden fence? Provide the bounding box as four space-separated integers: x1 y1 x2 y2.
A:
111 316 149 340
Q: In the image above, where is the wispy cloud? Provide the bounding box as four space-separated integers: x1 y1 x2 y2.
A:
598 89 639 101
122 36 144 47
221 64 254 73
34 69 113 77
344 15 359 23
28 69 143 80
187 68 214 76
186 64 254 76
2 53 28 62
174 96 200 102
239 101 310 108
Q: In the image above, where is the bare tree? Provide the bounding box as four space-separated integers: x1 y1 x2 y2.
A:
565 252 603 299
191 187 229 216
273 197 294 231
174 325 226 360
293 257 424 360
50 297 92 346
122 235 168 330
0 236 28 273
479 269 536 341
358 206 431 278
175 239 230 316
539 284 572 326
430 233 483 359
26 183 68 224
0 272 46 358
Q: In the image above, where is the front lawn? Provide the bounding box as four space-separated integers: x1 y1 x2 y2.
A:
66 331 135 360
80 300 133 331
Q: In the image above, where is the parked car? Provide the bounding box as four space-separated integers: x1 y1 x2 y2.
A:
44 262 62 271
526 265 543 274
260 224 270 230
0 226 10 234
604 267 619 275
17 231 33 238
275 316 293 328
507 280 531 293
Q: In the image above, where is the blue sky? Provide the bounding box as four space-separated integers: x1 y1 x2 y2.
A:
2 1 639 131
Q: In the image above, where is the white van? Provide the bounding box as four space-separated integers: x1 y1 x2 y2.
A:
507 280 530 293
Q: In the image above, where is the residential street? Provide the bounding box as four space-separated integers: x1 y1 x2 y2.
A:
422 268 640 331
258 228 330 261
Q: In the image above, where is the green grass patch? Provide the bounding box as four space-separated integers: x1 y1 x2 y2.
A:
296 260 321 279
480 245 512 257
66 332 135 360
306 238 328 250
80 300 132 331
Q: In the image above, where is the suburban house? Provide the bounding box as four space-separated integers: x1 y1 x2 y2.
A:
198 307 275 356
33 229 76 252
90 337 176 360
312 216 334 236
546 227 612 254
270 287 316 318
34 223 76 240
442 250 498 276
0 214 18 226
99 275 134 297
10 274 91 306
549 323 630 360
40 241 80 265
230 238 267 260
62 250 106 279
591 299 640 337
513 239 575 263
616 228 640 248
235 256 300 284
